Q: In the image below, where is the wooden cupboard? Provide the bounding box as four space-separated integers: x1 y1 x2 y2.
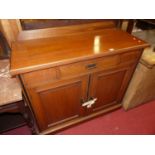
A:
10 28 149 134
19 51 145 133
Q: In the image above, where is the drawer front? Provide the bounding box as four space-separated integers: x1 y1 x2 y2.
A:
22 50 141 88
59 54 120 79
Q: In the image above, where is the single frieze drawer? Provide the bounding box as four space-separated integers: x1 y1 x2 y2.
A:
59 54 121 79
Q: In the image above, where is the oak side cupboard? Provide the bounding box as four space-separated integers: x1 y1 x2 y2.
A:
10 26 148 134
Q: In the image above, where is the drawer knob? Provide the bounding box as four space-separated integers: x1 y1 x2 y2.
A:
86 63 97 70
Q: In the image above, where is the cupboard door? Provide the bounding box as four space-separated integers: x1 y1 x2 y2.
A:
89 67 135 112
26 75 89 131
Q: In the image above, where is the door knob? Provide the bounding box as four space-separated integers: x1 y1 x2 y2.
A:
82 98 97 108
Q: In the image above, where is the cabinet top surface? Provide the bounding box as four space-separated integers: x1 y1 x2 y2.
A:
10 28 149 75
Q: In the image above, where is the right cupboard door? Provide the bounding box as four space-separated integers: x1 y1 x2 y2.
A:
89 67 135 112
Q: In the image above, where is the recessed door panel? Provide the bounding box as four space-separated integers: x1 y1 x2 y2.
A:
89 67 133 111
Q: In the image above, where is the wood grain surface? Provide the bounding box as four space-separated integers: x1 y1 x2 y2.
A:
10 28 149 75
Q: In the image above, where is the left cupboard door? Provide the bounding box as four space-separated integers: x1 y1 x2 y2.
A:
25 75 89 131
